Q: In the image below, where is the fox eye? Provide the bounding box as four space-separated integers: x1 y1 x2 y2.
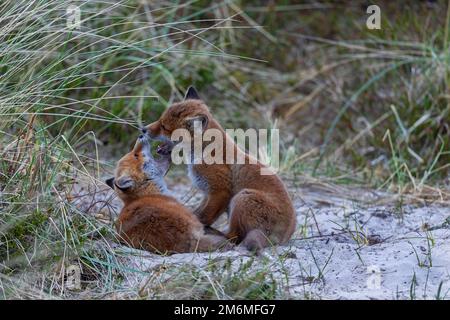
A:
160 123 168 132
134 153 139 159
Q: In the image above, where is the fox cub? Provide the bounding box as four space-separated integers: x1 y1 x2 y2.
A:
106 135 229 254
143 87 296 251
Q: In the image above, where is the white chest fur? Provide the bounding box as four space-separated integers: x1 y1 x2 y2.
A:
188 165 209 191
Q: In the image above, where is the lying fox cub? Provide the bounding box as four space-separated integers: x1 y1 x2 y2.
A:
105 135 229 254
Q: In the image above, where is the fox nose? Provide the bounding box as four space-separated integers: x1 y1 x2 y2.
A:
141 127 147 134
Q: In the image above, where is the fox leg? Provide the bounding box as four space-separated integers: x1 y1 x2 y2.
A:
195 190 230 226
226 189 281 251
204 225 226 237
194 234 233 252
240 229 270 253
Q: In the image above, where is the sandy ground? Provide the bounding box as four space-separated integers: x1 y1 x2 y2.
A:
73 177 450 300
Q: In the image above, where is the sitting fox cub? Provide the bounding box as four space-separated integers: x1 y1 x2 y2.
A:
143 87 296 251
105 135 229 254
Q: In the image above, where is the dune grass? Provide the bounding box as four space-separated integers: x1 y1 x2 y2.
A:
0 0 248 299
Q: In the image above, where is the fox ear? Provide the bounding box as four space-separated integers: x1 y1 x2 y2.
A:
184 86 200 100
105 177 115 189
115 176 134 191
185 114 208 132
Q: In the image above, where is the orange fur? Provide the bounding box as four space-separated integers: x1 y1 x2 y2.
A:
144 88 296 251
107 136 229 254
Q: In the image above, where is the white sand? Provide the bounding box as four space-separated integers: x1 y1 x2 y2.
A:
73 179 450 299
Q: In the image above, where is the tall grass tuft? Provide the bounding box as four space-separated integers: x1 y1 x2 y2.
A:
0 0 245 298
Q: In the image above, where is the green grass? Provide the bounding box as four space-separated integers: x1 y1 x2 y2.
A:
137 256 288 299
0 0 248 298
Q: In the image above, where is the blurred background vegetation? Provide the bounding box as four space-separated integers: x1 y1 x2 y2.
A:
0 0 449 298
